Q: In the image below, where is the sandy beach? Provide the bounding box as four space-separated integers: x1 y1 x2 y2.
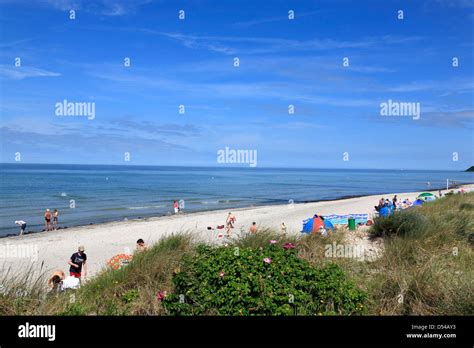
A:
1 186 472 280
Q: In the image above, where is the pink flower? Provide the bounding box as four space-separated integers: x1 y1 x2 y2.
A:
263 257 272 264
283 242 295 250
219 271 225 277
269 240 277 244
217 233 224 238
157 291 167 301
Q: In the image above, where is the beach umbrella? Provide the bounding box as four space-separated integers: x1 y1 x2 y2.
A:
107 253 133 270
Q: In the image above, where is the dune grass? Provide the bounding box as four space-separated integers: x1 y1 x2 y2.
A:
0 193 472 316
361 192 474 315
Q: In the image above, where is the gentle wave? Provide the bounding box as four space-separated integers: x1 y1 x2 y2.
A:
127 205 164 210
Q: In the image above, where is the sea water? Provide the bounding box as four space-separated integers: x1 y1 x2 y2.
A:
0 163 472 236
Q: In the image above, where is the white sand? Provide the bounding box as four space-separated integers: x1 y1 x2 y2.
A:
1 186 471 280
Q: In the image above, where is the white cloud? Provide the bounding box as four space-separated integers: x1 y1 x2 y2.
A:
0 65 61 80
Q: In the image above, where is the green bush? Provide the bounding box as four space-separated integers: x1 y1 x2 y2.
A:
121 289 139 304
370 210 428 239
162 242 366 315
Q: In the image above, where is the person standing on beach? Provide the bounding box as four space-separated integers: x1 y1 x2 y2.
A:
226 212 236 236
280 222 287 234
68 246 87 279
44 209 52 231
392 195 398 209
375 198 384 212
15 220 27 236
52 209 59 230
173 200 179 214
249 222 257 233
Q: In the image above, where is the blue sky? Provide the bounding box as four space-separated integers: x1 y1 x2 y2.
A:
0 0 472 169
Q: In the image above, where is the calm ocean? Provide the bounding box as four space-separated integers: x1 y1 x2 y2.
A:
0 163 472 237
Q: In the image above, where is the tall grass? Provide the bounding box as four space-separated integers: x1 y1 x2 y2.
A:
362 193 474 315
0 233 195 315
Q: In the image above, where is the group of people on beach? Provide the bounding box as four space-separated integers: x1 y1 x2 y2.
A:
44 209 59 231
14 208 60 236
47 239 148 292
374 195 413 212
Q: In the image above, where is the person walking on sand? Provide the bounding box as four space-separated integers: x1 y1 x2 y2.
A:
15 220 27 236
44 209 52 231
249 222 257 233
68 245 87 280
226 212 236 236
52 209 59 230
173 200 179 214
280 222 287 234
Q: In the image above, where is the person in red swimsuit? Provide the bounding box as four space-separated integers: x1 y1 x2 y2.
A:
44 209 52 231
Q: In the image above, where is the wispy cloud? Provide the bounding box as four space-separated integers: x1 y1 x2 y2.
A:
0 38 33 49
387 80 474 93
0 64 61 80
89 26 424 55
421 109 474 128
433 0 474 8
158 32 424 55
1 0 152 16
234 10 321 27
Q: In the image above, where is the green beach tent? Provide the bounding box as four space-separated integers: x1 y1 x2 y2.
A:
417 192 436 201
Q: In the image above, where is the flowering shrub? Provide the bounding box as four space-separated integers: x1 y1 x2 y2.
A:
163 242 366 315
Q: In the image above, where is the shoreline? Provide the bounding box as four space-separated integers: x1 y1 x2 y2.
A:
1 185 472 280
2 183 470 239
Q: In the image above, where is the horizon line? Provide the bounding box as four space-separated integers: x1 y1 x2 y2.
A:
0 162 470 172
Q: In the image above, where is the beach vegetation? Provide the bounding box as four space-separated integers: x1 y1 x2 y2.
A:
0 193 472 316
162 242 366 315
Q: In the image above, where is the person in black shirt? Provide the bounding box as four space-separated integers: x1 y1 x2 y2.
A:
68 245 87 279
